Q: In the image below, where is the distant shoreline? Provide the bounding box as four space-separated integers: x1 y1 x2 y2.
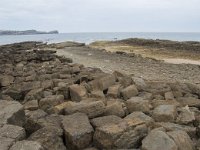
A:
0 30 59 36
0 32 200 45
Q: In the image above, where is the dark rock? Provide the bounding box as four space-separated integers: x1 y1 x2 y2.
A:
62 113 94 150
28 126 66 150
0 100 25 126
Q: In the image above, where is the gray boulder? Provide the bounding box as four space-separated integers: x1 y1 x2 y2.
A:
0 124 26 141
69 84 87 102
0 100 25 126
28 126 66 150
94 118 147 149
126 97 150 113
141 130 178 150
120 84 139 100
152 105 177 122
64 100 105 118
0 136 15 150
167 130 194 150
62 113 94 150
10 140 44 150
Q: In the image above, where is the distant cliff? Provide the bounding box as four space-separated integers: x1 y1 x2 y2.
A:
0 30 59 35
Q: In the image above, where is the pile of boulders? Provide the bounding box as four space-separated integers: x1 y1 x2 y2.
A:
0 42 200 150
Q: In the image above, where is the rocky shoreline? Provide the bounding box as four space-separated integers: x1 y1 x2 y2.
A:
0 42 200 150
0 30 59 36
90 38 200 61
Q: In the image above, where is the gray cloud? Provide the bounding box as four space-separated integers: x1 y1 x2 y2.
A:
0 0 200 32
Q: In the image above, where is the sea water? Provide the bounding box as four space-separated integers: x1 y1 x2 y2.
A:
0 32 200 45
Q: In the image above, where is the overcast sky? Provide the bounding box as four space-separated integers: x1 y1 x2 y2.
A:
0 0 200 32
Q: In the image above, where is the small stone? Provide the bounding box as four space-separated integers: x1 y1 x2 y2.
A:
39 95 64 113
25 88 44 101
121 84 139 100
152 105 177 122
125 111 154 125
176 106 195 124
91 115 123 128
24 100 38 110
165 92 175 100
107 84 121 98
0 75 14 87
126 97 150 113
69 84 87 102
132 77 148 91
104 100 125 117
90 90 105 98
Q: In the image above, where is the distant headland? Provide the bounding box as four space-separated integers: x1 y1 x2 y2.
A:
0 30 59 35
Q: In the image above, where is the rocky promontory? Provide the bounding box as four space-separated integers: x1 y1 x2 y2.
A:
0 30 59 35
0 42 200 150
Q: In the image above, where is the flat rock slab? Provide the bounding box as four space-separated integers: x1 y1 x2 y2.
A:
91 115 123 128
10 140 44 150
0 124 26 141
0 136 15 150
0 100 25 126
124 111 154 125
62 113 94 150
64 100 105 118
